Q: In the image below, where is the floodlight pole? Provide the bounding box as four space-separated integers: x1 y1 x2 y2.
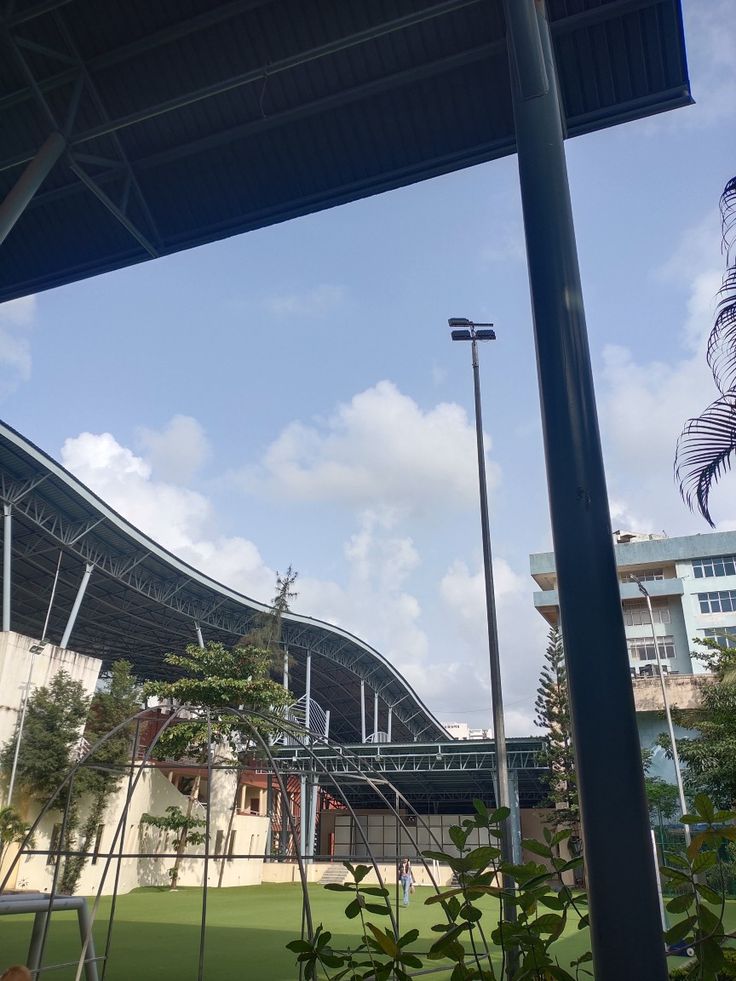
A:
449 319 517 938
503 1 668 978
631 576 690 846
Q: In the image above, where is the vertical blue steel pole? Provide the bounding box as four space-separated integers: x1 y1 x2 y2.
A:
503 2 668 978
360 680 366 742
2 505 11 632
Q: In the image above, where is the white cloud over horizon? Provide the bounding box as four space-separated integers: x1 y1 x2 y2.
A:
137 414 211 484
245 380 497 517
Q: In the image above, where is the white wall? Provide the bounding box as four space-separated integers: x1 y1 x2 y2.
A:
9 765 268 895
0 631 102 755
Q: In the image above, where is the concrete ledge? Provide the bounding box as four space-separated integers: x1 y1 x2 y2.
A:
632 673 713 712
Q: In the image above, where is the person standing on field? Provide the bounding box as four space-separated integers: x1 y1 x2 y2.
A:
399 857 414 907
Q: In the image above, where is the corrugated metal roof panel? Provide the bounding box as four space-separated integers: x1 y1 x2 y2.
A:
0 0 690 301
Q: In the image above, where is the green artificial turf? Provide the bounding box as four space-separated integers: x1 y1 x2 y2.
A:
0 885 733 979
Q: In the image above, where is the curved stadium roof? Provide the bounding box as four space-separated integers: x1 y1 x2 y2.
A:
0 419 448 744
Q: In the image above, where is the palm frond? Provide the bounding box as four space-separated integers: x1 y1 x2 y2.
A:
706 264 736 392
721 176 736 263
675 391 736 527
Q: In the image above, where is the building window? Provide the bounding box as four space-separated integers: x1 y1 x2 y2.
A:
701 626 736 648
227 831 236 862
693 555 736 579
214 830 225 857
622 600 670 626
91 824 104 865
697 590 736 614
619 568 664 583
627 636 675 661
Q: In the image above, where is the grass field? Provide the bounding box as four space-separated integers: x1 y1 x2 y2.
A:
0 885 733 979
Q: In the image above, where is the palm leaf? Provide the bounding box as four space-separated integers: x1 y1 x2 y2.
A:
706 178 736 391
675 391 736 527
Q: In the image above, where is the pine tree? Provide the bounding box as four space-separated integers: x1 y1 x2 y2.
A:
534 626 579 835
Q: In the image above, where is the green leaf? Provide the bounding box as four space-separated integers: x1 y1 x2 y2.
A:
459 903 483 923
286 940 312 953
664 916 696 944
366 923 399 958
345 898 362 919
423 850 451 863
659 866 691 883
693 794 716 823
699 937 725 976
666 893 695 914
324 883 352 892
695 881 722 905
449 825 468 852
364 903 391 915
398 928 419 947
534 913 564 935
522 838 552 859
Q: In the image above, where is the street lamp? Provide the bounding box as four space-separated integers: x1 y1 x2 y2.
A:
629 575 690 847
449 317 516 902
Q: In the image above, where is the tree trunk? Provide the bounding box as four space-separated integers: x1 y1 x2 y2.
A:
170 774 200 890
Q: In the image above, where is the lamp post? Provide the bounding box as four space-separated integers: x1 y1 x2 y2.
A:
449 317 517 929
630 574 690 846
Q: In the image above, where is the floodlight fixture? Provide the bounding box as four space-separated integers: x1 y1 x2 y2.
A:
448 317 495 343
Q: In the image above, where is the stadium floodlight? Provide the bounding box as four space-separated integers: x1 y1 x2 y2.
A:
449 315 516 939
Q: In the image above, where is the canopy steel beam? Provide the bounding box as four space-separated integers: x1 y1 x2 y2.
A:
504 2 667 978
0 131 64 244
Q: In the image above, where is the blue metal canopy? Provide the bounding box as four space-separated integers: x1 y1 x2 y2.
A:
0 0 689 302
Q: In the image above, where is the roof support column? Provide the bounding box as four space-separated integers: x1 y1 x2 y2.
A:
3 505 11 631
387 706 393 743
373 691 378 741
305 651 312 735
283 648 289 692
0 132 65 246
360 680 366 743
60 562 93 649
194 622 204 647
503 3 667 978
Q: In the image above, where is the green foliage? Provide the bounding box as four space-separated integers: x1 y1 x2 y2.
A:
535 627 579 837
140 804 208 889
143 642 291 760
287 802 592 980
661 794 736 981
59 661 141 895
0 670 90 804
0 805 34 870
642 749 682 826
667 638 736 808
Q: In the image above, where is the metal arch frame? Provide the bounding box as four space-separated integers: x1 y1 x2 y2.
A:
0 421 448 743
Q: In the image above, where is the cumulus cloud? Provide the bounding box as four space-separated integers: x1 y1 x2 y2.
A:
438 556 545 736
297 510 429 670
599 204 728 531
137 414 211 483
248 380 495 515
0 295 36 397
61 430 275 600
264 284 346 317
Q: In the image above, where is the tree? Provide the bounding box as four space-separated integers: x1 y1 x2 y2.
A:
0 806 33 872
240 565 298 670
534 626 579 836
143 641 292 761
675 176 736 525
140 805 207 889
666 637 736 808
58 661 141 894
1 670 90 806
641 748 680 830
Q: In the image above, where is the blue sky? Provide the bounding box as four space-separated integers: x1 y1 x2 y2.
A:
1 0 734 732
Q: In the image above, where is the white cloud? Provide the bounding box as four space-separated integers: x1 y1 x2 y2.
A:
0 295 37 397
599 204 728 530
137 414 211 483
297 510 429 671
264 284 346 317
438 556 546 736
61 431 275 600
249 380 496 515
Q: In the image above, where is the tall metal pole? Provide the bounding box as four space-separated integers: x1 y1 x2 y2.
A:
634 579 690 845
503 2 668 977
467 334 516 935
3 504 11 632
360 680 366 743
